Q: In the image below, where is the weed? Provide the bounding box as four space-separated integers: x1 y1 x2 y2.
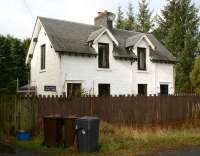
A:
8 122 200 156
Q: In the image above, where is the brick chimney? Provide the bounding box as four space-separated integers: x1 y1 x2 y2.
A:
94 10 115 29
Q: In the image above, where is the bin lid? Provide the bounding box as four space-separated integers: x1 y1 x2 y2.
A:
44 115 63 119
75 116 100 130
77 116 99 121
63 115 78 119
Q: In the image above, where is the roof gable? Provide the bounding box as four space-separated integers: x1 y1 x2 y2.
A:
26 17 42 64
92 28 119 46
126 34 155 50
87 27 105 42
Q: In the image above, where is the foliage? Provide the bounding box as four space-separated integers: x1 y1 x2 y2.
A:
137 0 153 32
124 2 137 31
115 0 200 93
0 35 30 94
153 0 200 93
190 56 200 93
115 6 125 29
115 1 153 32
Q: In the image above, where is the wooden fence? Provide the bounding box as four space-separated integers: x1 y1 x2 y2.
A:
1 94 200 134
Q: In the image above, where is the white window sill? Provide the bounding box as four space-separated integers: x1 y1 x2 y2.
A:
136 70 148 73
40 70 46 73
97 68 112 72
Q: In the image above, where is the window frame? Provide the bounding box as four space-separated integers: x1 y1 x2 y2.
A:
160 84 169 95
40 44 46 70
98 43 110 69
137 47 146 71
138 84 147 96
98 84 110 96
67 83 82 97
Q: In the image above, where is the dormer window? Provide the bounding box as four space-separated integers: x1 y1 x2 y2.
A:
137 47 146 70
98 43 109 68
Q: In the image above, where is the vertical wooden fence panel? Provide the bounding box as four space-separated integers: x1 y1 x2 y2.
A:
1 94 200 133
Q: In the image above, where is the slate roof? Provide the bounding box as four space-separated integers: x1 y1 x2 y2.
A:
39 16 176 63
87 27 106 42
39 17 98 55
126 33 144 48
147 34 176 63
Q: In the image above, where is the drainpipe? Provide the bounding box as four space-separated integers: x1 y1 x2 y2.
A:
154 63 157 95
131 59 134 94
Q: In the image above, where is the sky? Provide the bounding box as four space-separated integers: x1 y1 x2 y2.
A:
0 0 199 39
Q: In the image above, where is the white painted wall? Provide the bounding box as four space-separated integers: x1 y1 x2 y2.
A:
132 38 174 95
132 38 156 95
60 33 132 96
30 26 61 95
30 26 175 96
155 63 174 94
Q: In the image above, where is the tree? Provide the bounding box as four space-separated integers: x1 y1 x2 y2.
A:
124 2 136 31
0 35 14 93
0 35 30 94
190 56 200 93
154 0 200 93
115 6 125 29
137 0 153 32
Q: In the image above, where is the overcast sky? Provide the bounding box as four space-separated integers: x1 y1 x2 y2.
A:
0 0 199 39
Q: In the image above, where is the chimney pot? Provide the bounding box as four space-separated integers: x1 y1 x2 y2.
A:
94 11 115 29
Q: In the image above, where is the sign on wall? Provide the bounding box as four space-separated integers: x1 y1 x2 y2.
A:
44 86 56 92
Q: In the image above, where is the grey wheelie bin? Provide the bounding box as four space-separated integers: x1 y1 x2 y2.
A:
75 116 100 152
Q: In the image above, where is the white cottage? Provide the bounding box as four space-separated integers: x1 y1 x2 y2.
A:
26 11 176 96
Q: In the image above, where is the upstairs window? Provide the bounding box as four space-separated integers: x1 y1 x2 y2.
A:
98 43 109 68
41 44 46 70
137 47 146 70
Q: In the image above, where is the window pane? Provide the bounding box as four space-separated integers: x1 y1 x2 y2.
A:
98 84 110 96
41 44 45 70
138 48 146 70
67 83 81 97
160 84 168 95
98 43 109 68
138 84 147 95
98 46 103 67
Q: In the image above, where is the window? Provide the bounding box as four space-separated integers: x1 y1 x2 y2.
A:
98 84 110 96
41 44 46 70
67 83 81 97
160 84 169 95
138 84 147 95
137 47 146 70
98 43 109 68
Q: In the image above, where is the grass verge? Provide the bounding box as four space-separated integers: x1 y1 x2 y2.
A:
7 122 200 156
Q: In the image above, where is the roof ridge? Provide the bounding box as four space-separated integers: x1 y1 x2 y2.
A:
38 16 100 28
113 28 142 34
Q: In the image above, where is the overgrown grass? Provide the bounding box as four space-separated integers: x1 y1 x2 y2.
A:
99 122 200 155
8 122 200 156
